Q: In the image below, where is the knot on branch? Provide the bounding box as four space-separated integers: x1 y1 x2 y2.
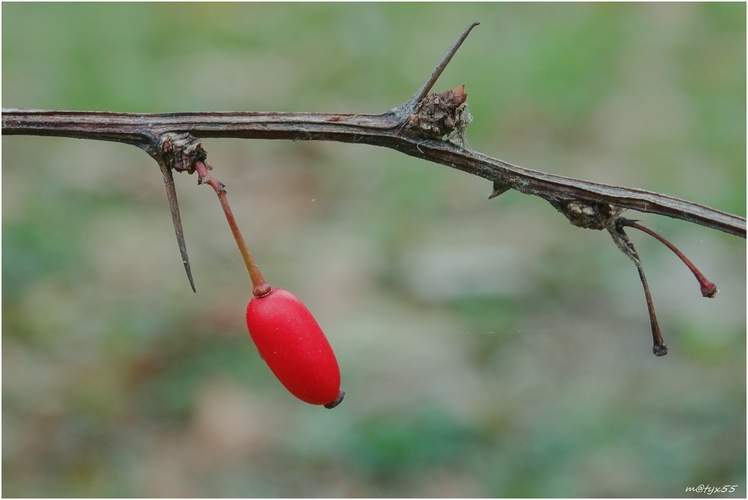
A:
550 199 622 230
404 85 472 146
154 132 207 174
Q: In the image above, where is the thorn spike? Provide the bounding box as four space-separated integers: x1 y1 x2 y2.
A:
159 161 197 292
400 22 480 113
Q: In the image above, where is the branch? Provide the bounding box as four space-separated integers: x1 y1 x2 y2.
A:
2 107 744 238
2 22 743 238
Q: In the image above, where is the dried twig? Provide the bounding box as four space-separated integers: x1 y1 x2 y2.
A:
3 107 744 237
2 23 743 239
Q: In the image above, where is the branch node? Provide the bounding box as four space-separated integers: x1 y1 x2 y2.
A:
402 85 472 147
156 132 207 174
550 199 622 231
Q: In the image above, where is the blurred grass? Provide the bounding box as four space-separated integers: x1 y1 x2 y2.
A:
2 3 745 497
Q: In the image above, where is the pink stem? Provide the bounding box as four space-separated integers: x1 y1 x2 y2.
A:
194 161 271 297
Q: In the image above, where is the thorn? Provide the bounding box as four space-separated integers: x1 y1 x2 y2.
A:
398 22 480 115
180 245 197 294
488 180 510 199
159 161 197 293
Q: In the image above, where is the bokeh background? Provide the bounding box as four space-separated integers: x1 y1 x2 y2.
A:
3 3 745 497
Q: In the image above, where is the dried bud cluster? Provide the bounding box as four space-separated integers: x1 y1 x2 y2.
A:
550 199 622 231
405 85 472 146
157 132 206 174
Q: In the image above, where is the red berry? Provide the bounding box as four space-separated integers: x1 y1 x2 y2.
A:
246 288 344 408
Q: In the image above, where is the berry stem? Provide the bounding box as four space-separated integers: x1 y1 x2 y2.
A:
194 161 271 297
617 218 718 298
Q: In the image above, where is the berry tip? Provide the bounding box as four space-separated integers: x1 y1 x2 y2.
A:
324 390 345 409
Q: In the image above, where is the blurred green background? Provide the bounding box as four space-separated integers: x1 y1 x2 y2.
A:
3 3 745 497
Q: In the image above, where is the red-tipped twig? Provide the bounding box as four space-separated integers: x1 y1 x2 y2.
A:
617 217 718 298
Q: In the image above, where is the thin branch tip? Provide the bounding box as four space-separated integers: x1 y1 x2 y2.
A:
608 221 668 357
